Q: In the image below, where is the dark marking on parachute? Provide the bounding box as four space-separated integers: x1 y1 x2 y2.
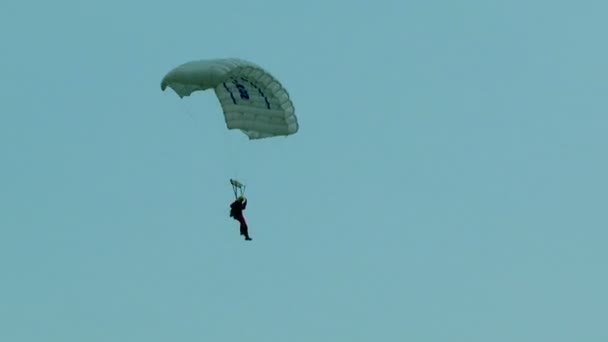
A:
239 77 271 109
258 88 270 109
223 82 237 104
231 79 250 100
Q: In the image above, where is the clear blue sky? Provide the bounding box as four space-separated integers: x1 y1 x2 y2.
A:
1 0 607 341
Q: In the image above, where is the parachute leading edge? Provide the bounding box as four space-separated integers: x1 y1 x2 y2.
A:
161 58 299 140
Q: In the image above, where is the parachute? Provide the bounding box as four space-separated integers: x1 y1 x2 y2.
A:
160 58 299 140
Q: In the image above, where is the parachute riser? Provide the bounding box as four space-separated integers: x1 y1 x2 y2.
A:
230 178 246 199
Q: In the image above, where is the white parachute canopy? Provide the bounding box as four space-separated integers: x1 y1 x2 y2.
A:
161 58 299 140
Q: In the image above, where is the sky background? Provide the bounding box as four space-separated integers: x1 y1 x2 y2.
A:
1 0 607 341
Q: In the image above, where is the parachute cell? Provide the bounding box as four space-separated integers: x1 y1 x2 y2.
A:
161 58 298 140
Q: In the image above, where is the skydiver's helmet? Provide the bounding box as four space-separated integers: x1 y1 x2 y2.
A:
238 196 246 202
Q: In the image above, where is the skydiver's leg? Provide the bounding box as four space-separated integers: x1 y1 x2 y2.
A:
239 216 251 240
237 217 244 235
240 222 250 240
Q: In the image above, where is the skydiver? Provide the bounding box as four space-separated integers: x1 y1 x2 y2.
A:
230 196 252 241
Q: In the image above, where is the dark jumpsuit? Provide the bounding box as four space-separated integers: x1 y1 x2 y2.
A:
230 198 251 240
